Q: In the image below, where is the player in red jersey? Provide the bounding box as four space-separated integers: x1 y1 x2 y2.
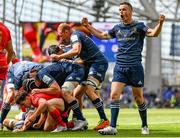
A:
15 91 68 132
0 22 19 114
0 22 19 80
23 23 47 62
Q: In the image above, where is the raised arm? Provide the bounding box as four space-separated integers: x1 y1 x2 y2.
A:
146 14 165 37
81 17 111 39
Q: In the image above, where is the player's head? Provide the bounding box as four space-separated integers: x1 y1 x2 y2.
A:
22 78 38 92
57 23 71 44
15 91 31 108
47 45 64 56
119 2 133 24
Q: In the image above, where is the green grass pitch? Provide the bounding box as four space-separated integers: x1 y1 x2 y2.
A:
0 108 180 138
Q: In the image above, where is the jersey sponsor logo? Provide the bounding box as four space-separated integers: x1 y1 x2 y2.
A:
75 77 81 81
97 72 102 77
67 76 73 80
71 35 78 42
42 75 51 84
138 80 142 85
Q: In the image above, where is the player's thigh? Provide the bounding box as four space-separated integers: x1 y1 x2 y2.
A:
73 84 86 99
43 113 56 131
47 98 65 111
132 87 144 104
111 82 126 100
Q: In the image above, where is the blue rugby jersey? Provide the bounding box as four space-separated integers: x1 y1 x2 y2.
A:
36 61 85 87
108 21 149 66
70 30 108 64
8 61 44 90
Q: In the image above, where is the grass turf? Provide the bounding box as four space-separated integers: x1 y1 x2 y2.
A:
0 108 180 137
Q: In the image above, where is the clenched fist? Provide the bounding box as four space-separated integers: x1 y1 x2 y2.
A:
159 14 165 24
81 17 89 27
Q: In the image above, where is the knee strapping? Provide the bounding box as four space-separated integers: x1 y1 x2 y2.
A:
62 82 75 92
86 79 98 90
96 83 102 91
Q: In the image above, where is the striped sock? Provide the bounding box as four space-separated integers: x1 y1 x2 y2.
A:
69 100 85 121
138 102 148 127
110 100 120 127
92 98 107 120
0 103 11 124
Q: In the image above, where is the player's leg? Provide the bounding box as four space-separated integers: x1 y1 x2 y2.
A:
0 85 14 130
85 62 109 130
43 112 56 131
131 65 149 134
73 84 86 118
85 76 109 130
61 80 88 131
132 87 149 134
98 82 125 135
98 65 128 135
3 118 19 130
47 98 67 132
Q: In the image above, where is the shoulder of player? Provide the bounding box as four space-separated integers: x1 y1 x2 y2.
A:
132 20 145 26
72 30 87 37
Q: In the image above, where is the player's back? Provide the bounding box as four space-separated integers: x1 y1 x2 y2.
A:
71 31 107 63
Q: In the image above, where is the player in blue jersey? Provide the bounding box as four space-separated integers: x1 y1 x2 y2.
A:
22 60 88 131
50 24 109 130
82 2 165 135
0 61 46 130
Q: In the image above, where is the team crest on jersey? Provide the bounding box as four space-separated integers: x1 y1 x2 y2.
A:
42 75 51 84
71 35 78 42
138 81 142 85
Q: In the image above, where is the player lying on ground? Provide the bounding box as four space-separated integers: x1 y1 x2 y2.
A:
15 91 69 132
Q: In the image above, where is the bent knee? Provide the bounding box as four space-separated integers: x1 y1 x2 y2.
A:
134 96 144 105
110 92 120 100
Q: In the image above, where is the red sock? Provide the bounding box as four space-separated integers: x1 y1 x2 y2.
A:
50 109 66 127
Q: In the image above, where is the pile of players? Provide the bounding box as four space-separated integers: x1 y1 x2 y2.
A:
0 23 109 132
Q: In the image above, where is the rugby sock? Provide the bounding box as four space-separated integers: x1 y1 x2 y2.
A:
69 100 85 121
138 102 148 127
110 100 120 127
30 41 42 56
0 103 11 124
92 98 108 121
50 109 66 127
72 113 78 120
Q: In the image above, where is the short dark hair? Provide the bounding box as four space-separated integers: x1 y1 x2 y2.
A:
22 78 37 92
15 91 28 105
47 45 61 55
120 2 133 11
